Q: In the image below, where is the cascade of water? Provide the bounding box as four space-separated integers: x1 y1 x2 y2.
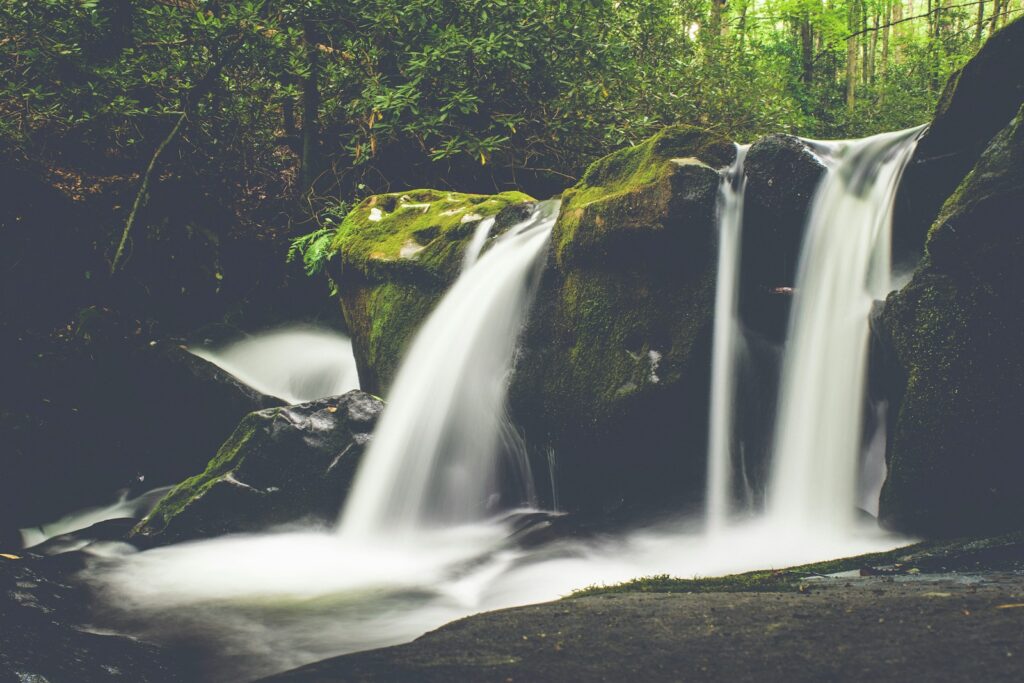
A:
340 201 559 538
767 127 923 533
463 216 497 270
705 144 750 532
191 326 359 404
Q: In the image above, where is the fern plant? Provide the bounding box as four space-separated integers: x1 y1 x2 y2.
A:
288 225 337 276
287 200 350 279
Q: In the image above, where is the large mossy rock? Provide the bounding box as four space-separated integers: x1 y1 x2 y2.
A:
509 125 735 516
131 391 383 546
895 16 1024 261
878 105 1024 537
329 190 535 394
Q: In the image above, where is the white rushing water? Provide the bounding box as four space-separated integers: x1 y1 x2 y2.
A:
705 144 750 532
767 127 923 533
86 514 902 682
462 215 497 269
191 325 359 404
340 201 559 537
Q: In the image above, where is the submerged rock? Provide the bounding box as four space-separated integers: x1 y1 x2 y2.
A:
878 104 1024 537
329 190 536 394
510 125 735 515
132 391 383 545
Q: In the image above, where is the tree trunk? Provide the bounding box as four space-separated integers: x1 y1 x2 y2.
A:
869 12 879 86
738 0 749 52
861 0 869 86
976 0 987 44
846 0 859 108
301 18 322 195
709 0 726 37
800 10 814 85
97 0 134 59
882 0 891 79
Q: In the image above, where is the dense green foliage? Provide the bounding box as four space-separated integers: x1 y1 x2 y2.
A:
1 0 1019 238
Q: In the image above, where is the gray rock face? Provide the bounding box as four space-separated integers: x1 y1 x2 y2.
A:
742 134 826 290
740 134 825 342
878 104 1024 537
894 16 1024 262
131 391 383 546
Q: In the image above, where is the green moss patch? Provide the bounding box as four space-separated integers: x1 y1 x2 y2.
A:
332 189 533 285
133 413 267 537
571 530 1024 597
554 125 734 267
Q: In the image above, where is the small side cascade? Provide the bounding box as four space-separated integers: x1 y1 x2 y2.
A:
339 201 560 538
462 216 497 270
766 127 924 534
705 144 750 533
190 326 359 404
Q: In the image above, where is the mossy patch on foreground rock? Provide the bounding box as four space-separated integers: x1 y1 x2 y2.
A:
572 529 1024 596
131 391 383 546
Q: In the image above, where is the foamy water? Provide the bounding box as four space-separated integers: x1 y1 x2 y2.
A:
82 515 907 681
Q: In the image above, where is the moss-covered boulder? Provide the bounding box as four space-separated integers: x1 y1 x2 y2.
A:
895 16 1024 261
329 190 535 394
509 125 736 516
878 104 1024 537
131 391 383 546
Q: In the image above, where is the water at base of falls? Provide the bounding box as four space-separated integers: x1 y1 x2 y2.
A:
84 516 906 682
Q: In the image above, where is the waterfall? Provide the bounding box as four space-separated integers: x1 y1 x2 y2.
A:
340 201 559 538
191 326 359 404
463 216 497 269
766 127 923 533
705 144 749 532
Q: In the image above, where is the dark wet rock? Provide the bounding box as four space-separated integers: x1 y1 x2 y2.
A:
878 104 1024 537
509 125 735 517
132 391 383 546
741 134 826 295
894 16 1024 262
0 312 285 535
0 554 186 682
329 190 537 395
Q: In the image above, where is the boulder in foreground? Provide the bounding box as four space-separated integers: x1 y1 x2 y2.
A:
132 391 382 546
